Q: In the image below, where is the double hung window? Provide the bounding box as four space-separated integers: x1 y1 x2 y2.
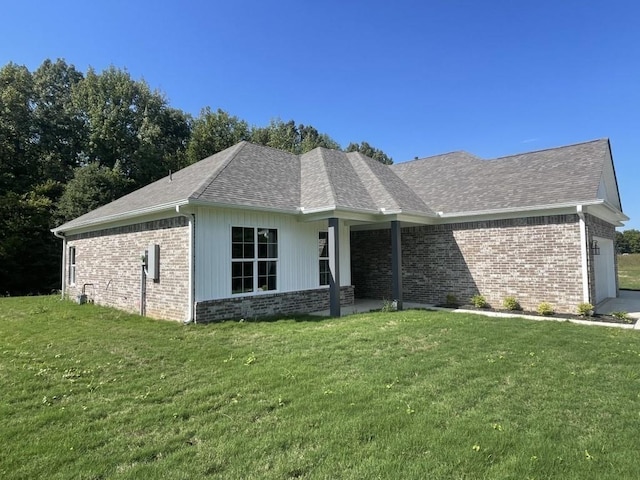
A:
318 232 330 286
68 246 76 286
232 227 278 294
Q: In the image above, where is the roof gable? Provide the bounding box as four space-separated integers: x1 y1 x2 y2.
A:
596 142 622 211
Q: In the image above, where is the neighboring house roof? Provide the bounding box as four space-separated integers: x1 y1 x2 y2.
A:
53 138 627 233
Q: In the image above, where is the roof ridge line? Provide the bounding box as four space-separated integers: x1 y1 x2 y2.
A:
347 152 399 210
190 142 248 199
399 150 483 165
315 148 337 207
492 138 608 161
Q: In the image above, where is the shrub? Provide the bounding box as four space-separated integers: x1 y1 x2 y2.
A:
576 302 594 317
381 299 397 313
502 296 521 311
471 295 488 308
537 302 554 316
445 294 458 306
611 311 632 323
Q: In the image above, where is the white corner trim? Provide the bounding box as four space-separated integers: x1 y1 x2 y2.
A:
577 205 590 303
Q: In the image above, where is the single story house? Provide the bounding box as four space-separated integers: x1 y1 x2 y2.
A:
52 138 628 322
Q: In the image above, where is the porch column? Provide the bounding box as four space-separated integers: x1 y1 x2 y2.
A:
328 217 341 317
391 220 403 310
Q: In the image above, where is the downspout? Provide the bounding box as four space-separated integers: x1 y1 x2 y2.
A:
176 205 195 324
577 205 590 303
53 231 66 299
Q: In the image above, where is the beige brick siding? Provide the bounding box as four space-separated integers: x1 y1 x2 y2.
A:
352 215 587 314
65 217 189 322
585 213 618 302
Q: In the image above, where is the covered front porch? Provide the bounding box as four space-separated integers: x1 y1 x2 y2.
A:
311 212 432 317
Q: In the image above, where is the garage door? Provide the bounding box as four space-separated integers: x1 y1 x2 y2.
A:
593 236 616 304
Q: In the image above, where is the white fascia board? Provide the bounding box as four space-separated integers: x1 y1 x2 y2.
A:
381 212 438 224
297 205 436 224
585 202 629 226
52 198 303 235
51 201 189 235
298 208 379 223
437 201 603 223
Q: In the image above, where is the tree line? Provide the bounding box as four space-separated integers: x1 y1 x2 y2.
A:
0 59 393 295
616 229 640 254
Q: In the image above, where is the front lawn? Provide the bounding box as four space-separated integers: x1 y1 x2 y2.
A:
1 296 639 479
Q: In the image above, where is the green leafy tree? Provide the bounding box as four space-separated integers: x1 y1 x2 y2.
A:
0 62 36 193
249 118 340 155
32 59 86 183
346 141 393 165
265 118 300 152
186 107 249 164
0 184 61 294
299 124 340 153
56 162 133 222
617 229 640 254
71 66 190 186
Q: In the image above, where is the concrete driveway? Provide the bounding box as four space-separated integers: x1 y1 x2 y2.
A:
598 290 640 320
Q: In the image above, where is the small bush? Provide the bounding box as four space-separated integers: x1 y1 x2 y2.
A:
537 302 554 316
502 296 521 311
576 302 594 317
445 294 458 306
381 299 397 313
611 311 632 323
471 295 488 308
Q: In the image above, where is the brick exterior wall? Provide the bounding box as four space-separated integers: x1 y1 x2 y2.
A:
195 286 355 323
585 213 618 301
352 215 591 314
65 217 190 321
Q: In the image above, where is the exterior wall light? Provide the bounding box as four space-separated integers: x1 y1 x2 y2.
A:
590 240 600 255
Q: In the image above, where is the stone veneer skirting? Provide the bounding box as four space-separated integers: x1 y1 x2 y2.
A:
195 286 355 323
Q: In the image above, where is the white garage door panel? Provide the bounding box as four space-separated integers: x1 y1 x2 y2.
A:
594 237 615 304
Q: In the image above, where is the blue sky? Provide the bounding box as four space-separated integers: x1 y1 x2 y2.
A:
2 0 638 229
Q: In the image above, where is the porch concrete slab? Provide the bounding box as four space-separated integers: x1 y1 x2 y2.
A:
597 290 640 321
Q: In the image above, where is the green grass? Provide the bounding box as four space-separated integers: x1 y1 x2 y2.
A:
2 296 640 479
618 253 640 290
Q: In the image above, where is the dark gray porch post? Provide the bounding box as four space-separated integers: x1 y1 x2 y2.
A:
391 220 403 311
328 217 341 317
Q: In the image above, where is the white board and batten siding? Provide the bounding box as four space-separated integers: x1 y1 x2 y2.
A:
194 207 351 301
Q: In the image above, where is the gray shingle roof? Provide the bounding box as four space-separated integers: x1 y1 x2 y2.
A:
54 138 621 232
391 139 613 214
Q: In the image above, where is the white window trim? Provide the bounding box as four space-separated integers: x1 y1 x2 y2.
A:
231 226 278 295
68 246 76 286
319 231 330 287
